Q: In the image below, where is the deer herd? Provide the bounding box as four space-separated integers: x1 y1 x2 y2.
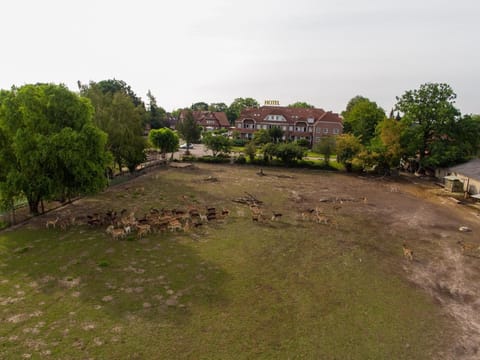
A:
45 205 230 240
43 198 477 263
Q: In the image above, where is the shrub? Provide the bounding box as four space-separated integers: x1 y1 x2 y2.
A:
232 138 247 147
235 155 247 164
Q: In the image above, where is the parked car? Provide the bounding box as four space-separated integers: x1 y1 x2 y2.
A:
179 143 194 150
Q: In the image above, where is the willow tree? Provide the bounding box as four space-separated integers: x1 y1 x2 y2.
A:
0 84 110 215
81 82 146 173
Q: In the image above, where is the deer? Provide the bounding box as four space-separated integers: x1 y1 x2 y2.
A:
106 225 126 240
457 240 479 254
402 243 414 261
46 217 60 229
271 212 282 221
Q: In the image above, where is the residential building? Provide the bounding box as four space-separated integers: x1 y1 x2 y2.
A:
234 105 343 145
179 111 230 131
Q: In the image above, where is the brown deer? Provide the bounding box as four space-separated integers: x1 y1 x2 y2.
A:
402 243 413 261
46 217 60 229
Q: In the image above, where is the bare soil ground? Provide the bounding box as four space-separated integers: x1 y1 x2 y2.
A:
4 163 480 358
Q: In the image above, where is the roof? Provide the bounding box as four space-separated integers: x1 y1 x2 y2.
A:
449 158 480 181
237 106 342 125
179 110 230 128
444 175 462 181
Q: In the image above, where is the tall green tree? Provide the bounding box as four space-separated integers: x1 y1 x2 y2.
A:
342 97 386 145
0 84 110 215
395 83 461 170
335 134 364 172
146 90 167 129
227 97 259 123
191 102 209 111
288 101 314 109
81 82 146 174
313 136 336 165
268 127 284 143
203 134 232 157
253 129 272 145
208 103 228 112
177 109 201 154
148 128 179 160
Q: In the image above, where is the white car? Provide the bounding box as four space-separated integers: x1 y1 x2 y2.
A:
179 143 194 150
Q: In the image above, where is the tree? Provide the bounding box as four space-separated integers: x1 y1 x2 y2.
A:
81 82 146 174
146 90 167 129
268 127 284 143
203 134 232 157
395 83 461 170
275 143 305 164
313 136 336 166
208 103 228 112
288 101 314 109
148 128 179 160
245 141 257 162
177 109 201 154
335 134 364 172
253 129 272 145
0 84 110 215
370 118 406 170
79 79 144 108
191 102 209 111
227 97 259 123
342 97 386 145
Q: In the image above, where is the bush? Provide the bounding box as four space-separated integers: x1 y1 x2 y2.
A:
181 155 197 162
235 154 246 164
197 155 231 164
232 138 247 147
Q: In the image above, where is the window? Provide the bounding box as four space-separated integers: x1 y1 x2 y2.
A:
323 128 329 134
333 128 339 134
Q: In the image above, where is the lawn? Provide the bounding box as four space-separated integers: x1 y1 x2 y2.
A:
0 164 453 359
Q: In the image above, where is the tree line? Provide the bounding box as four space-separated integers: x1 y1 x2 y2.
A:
1 80 478 218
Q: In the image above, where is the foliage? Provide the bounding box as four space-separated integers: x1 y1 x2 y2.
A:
208 102 228 112
203 134 232 157
0 84 110 214
274 143 306 164
288 101 314 109
295 138 311 149
191 102 209 111
313 136 336 165
268 127 284 143
80 79 143 108
197 155 231 163
342 97 386 145
177 109 201 154
245 141 257 162
335 134 364 172
235 154 247 164
232 138 247 147
253 129 272 145
148 128 179 159
369 118 406 170
82 82 146 174
146 90 167 129
395 83 462 169
227 97 259 123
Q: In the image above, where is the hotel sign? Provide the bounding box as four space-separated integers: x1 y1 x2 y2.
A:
264 100 280 106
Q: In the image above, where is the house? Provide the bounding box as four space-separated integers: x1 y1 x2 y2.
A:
234 105 343 145
178 111 230 131
436 158 480 195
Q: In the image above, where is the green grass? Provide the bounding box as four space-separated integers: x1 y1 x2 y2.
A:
0 165 450 359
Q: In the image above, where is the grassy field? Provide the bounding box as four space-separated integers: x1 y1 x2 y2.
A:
0 164 452 359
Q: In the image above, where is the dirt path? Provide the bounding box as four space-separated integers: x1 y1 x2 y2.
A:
395 180 480 359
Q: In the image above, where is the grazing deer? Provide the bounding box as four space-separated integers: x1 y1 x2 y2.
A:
46 217 60 229
136 224 151 238
168 219 182 232
106 225 126 240
402 243 413 261
222 208 230 216
271 212 282 221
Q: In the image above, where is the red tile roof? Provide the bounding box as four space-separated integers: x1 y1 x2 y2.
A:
237 106 342 125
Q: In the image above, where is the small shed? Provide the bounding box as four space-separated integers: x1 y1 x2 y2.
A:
444 175 464 192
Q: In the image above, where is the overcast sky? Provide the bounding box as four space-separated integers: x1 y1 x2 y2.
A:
1 0 479 114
